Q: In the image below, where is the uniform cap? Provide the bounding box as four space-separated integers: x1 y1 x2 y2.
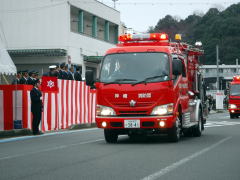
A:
33 79 40 86
60 63 66 68
49 65 57 69
29 70 36 76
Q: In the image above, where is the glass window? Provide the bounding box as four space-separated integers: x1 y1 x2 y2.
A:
100 52 170 83
230 84 240 96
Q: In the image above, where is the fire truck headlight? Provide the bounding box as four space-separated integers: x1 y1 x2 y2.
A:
102 121 107 128
151 103 174 116
229 104 237 109
97 105 116 116
159 121 165 127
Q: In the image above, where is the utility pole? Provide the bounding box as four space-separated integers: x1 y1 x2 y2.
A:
112 0 118 9
237 58 239 74
216 45 219 90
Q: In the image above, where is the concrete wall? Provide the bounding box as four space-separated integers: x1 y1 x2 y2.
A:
0 0 120 77
0 0 70 49
69 0 120 25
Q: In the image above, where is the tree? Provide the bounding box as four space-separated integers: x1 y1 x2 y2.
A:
150 3 240 65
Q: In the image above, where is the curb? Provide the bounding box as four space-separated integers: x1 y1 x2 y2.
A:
0 123 97 139
0 129 32 139
69 123 97 130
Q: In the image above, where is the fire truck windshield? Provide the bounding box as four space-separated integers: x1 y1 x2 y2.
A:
99 52 170 84
230 84 240 96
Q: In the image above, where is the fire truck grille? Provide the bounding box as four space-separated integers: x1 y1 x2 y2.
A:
113 102 154 107
110 122 123 127
118 111 148 116
142 122 155 127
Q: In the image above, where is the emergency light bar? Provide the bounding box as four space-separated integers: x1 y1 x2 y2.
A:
233 76 240 81
118 33 169 42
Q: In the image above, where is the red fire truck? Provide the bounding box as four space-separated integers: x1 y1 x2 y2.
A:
228 76 240 118
86 33 207 143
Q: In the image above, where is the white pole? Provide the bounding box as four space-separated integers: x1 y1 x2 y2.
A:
216 45 219 90
237 58 239 74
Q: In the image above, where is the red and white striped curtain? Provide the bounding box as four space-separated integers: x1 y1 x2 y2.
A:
0 80 96 132
41 80 96 131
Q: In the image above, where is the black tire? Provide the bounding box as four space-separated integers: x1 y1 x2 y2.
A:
193 111 203 137
230 113 235 119
168 116 181 142
104 129 118 143
182 129 193 137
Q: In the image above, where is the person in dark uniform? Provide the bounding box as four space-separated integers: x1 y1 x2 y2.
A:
58 63 65 79
35 71 40 81
60 64 69 80
67 65 74 80
74 66 82 81
12 71 22 84
19 70 28 84
27 71 36 85
43 65 58 77
30 79 43 135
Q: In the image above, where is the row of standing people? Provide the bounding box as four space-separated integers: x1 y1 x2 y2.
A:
12 70 40 85
12 63 82 85
43 63 82 81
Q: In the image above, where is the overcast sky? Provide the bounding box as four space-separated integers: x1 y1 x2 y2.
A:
101 0 240 33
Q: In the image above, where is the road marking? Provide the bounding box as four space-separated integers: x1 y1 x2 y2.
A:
141 136 232 180
0 138 104 161
205 121 240 128
0 128 99 143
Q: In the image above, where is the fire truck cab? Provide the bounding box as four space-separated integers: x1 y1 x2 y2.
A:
86 33 207 143
228 76 240 118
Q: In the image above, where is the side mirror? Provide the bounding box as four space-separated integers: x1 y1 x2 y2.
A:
172 59 183 76
85 70 94 87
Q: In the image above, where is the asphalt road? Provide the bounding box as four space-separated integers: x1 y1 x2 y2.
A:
0 111 240 180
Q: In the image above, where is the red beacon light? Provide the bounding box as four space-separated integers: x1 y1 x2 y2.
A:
118 33 169 42
233 76 240 81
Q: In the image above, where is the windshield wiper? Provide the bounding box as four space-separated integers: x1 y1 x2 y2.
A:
104 78 137 85
132 75 168 86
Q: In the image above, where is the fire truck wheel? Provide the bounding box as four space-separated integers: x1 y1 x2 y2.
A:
168 117 181 142
104 129 118 143
193 111 202 137
230 113 235 119
182 129 193 137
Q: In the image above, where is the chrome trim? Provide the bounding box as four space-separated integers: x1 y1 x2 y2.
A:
96 115 173 118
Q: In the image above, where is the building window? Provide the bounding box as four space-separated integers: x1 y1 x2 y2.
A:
114 25 119 44
109 23 118 44
70 6 118 44
92 16 97 38
104 21 110 41
78 10 84 33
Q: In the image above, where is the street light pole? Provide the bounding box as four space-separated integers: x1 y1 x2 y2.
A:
216 45 219 90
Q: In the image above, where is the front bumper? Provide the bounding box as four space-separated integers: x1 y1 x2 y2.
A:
228 109 240 115
96 115 176 129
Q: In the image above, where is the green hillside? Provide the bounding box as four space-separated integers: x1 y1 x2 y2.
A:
149 3 240 65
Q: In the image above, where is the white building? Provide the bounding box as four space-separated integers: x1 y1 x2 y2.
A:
0 0 121 78
200 64 239 90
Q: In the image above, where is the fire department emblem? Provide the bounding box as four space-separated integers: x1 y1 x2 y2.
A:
129 100 136 107
47 80 55 88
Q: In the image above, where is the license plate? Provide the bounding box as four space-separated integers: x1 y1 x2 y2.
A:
124 120 140 128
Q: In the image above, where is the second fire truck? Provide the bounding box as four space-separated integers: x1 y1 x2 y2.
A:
228 75 240 118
